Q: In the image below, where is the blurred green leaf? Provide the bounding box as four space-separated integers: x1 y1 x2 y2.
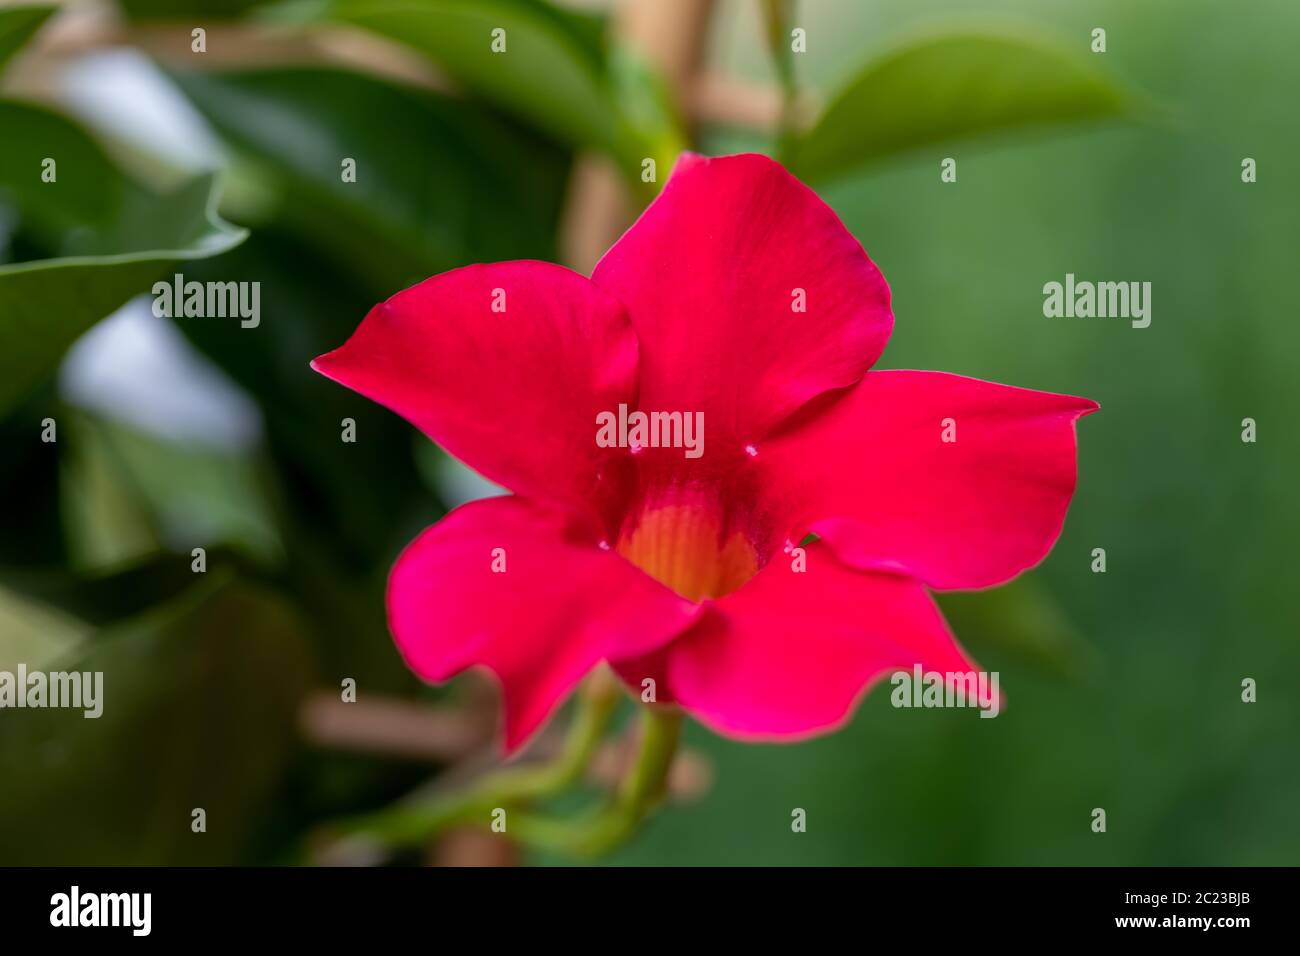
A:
0 99 122 241
167 227 434 556
58 411 282 571
168 66 568 294
0 584 88 671
331 0 636 160
59 410 164 570
607 45 688 189
0 100 247 414
937 574 1097 682
0 573 314 864
0 194 246 413
785 28 1137 182
0 4 54 73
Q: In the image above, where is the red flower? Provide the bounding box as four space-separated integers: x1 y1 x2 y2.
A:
313 153 1096 752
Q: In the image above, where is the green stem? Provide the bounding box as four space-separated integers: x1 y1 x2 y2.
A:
509 706 683 858
327 674 619 850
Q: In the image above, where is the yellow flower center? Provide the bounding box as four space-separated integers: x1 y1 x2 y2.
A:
617 499 758 602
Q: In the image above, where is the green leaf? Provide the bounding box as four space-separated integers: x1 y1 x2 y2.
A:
0 100 247 415
0 4 55 73
59 409 164 571
607 45 688 193
57 411 282 572
0 573 315 864
168 66 568 294
331 0 635 160
785 27 1138 183
0 583 88 671
0 99 122 240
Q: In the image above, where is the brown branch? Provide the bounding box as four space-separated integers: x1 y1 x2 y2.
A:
299 691 491 763
691 71 817 130
299 689 713 801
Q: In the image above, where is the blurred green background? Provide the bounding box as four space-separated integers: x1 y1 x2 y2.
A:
1 0 1296 865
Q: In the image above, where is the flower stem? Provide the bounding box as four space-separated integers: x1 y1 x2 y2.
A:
325 673 619 851
508 705 683 858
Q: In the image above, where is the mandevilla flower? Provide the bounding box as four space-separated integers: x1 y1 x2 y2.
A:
313 153 1096 753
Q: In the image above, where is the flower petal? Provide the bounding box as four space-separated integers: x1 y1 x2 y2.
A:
388 497 700 752
662 543 980 738
313 261 638 521
591 153 892 442
760 370 1098 590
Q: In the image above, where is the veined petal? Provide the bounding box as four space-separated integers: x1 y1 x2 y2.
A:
313 261 638 522
661 543 981 738
591 153 892 443
387 496 701 752
760 370 1098 590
